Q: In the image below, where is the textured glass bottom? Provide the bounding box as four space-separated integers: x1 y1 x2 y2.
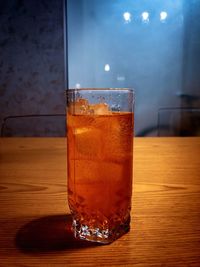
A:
72 216 130 244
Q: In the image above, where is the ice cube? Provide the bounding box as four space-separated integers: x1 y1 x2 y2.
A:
68 98 89 114
75 127 90 135
74 127 102 159
89 103 110 115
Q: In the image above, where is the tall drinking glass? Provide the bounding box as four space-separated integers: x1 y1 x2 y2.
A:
66 88 134 244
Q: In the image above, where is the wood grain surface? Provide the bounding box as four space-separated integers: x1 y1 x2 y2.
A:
0 137 200 266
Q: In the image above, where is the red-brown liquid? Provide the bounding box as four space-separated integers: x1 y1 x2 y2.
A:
67 112 134 232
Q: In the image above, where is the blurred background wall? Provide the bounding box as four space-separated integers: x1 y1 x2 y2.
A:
68 0 200 136
0 0 200 136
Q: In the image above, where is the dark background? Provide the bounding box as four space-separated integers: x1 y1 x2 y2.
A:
0 0 65 136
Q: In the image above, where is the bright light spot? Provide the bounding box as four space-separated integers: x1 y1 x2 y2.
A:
75 83 81 89
142 11 149 22
160 11 168 21
123 12 131 23
104 64 110 72
117 76 125 81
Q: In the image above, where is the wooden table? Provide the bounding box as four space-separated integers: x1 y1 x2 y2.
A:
0 138 200 266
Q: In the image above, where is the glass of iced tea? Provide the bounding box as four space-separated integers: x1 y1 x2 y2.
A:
66 88 134 244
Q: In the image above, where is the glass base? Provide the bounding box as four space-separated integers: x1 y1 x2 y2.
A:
72 216 130 244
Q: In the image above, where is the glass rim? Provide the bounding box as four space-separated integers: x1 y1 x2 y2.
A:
66 88 135 93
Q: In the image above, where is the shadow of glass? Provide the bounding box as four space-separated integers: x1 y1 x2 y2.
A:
15 214 100 253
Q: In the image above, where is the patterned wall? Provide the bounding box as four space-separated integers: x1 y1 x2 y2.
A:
0 0 66 136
